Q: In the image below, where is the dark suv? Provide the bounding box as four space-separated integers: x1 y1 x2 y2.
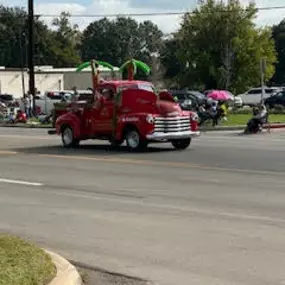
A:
169 90 205 110
0 94 17 107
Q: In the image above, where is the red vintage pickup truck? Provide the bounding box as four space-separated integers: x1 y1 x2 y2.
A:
49 80 200 151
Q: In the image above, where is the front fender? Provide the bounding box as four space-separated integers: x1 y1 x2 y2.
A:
56 113 81 138
115 113 154 140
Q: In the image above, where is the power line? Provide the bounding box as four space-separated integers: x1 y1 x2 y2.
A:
37 5 285 18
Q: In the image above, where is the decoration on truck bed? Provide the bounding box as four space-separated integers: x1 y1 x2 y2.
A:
119 59 151 81
76 60 114 90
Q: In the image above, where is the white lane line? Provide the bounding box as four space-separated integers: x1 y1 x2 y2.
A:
0 178 43 186
0 134 53 140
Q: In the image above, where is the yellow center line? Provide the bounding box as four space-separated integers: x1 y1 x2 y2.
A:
38 153 283 176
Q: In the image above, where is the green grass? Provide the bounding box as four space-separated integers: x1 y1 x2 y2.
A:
0 234 56 285
223 114 285 126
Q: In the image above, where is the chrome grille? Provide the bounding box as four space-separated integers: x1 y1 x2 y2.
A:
154 116 190 133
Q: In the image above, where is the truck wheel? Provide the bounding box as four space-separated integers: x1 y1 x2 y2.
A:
171 138 191 150
61 126 79 148
125 129 147 151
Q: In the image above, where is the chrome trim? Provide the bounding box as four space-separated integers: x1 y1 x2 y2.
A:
154 116 191 133
146 131 200 140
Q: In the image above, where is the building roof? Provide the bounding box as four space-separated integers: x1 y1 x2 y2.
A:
0 65 120 73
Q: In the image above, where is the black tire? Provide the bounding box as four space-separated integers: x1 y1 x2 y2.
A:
61 126 80 148
125 128 147 151
171 138 191 150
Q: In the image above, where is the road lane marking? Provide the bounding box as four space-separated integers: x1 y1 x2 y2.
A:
38 153 284 176
0 151 18 155
0 134 53 140
36 186 285 225
0 178 43 186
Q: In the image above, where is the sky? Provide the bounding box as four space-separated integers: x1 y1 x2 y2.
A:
1 0 285 33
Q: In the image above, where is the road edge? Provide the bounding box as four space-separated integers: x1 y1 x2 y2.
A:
1 123 285 132
45 250 83 285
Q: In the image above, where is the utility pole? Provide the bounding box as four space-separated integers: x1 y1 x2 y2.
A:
28 0 36 114
19 32 26 97
260 58 266 103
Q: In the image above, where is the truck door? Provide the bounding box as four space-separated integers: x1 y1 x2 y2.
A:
92 87 115 134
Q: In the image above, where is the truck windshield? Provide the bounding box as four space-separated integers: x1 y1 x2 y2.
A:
118 83 155 93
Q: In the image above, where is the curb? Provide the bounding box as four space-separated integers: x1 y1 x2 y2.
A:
201 123 285 132
45 250 83 285
1 123 285 132
0 123 51 128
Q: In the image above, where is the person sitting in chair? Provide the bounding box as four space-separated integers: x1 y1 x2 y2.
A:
246 104 268 133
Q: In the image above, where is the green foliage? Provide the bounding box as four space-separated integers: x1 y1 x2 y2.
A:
272 20 285 84
81 17 163 67
160 37 182 80
0 6 55 67
49 12 81 67
174 0 277 93
0 8 80 67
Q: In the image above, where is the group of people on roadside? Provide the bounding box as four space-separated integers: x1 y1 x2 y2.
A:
3 91 41 124
197 101 228 127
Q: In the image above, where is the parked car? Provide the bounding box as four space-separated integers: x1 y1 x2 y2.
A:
169 90 205 110
236 87 281 106
0 94 18 107
35 90 93 115
264 90 285 108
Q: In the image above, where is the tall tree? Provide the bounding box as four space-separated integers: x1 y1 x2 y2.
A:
175 0 276 93
0 5 54 67
160 37 182 81
0 6 81 68
81 17 163 68
272 20 285 85
50 12 81 67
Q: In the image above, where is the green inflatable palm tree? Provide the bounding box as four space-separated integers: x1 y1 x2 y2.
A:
119 59 151 81
76 60 114 90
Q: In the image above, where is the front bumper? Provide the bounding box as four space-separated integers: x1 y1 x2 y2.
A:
146 130 200 141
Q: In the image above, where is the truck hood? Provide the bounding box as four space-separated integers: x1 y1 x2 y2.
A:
156 100 183 116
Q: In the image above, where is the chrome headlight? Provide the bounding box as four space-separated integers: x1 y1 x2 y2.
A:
146 114 154 124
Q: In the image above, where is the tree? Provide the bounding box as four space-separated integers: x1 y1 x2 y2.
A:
175 0 276 93
272 20 285 85
49 12 81 67
0 5 54 67
81 17 163 68
160 37 182 82
0 6 81 68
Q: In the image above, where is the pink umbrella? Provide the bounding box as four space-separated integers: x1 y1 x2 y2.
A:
207 90 233 101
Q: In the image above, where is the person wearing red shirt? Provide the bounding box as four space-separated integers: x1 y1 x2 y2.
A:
15 110 27 123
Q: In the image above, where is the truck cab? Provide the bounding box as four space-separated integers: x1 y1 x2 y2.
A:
52 80 200 151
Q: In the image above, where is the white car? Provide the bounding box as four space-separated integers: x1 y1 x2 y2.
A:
36 90 93 115
233 96 243 107
236 87 281 106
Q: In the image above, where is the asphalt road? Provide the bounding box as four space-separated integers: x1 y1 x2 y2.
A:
1 127 285 285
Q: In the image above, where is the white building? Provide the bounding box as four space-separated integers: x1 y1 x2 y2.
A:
0 65 121 98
